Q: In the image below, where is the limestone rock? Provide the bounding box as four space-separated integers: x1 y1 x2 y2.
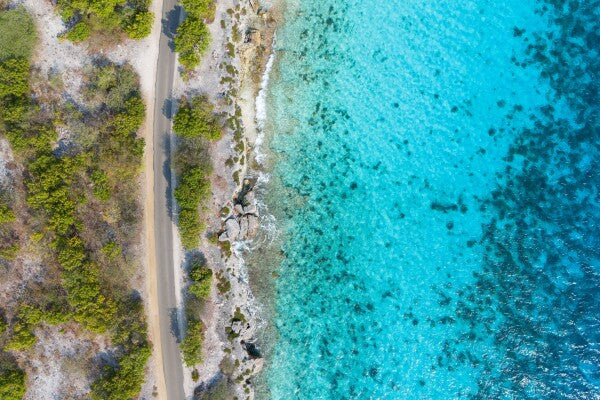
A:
247 215 259 238
234 204 244 215
253 358 265 373
243 190 255 205
243 203 257 215
225 218 240 241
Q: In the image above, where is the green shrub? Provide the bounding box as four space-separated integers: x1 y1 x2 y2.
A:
174 17 211 70
123 11 153 40
0 8 36 61
191 369 199 382
0 203 15 223
0 244 19 261
90 343 151 400
66 21 91 42
101 241 122 260
182 0 216 20
57 0 153 41
0 367 26 400
173 95 222 140
181 319 204 366
0 314 6 334
91 169 111 201
0 58 29 98
173 136 212 175
189 260 212 299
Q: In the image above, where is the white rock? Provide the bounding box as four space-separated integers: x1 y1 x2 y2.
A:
253 358 265 373
234 204 244 215
239 216 250 239
243 203 257 215
218 232 229 242
225 218 240 240
247 215 260 238
243 190 255 204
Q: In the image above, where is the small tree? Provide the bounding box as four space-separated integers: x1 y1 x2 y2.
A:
0 368 26 400
123 11 153 40
65 21 91 42
181 319 204 366
173 95 222 140
174 17 211 70
189 260 212 299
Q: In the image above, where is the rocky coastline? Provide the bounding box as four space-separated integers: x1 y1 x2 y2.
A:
183 0 279 398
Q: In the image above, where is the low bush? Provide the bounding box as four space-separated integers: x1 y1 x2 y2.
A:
57 0 153 41
0 204 14 223
0 8 36 61
90 343 151 400
0 367 26 400
173 135 212 175
0 244 19 261
91 169 111 201
0 58 29 98
0 14 151 396
182 0 216 21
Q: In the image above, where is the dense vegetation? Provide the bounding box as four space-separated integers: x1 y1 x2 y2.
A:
57 0 153 41
0 8 151 395
0 366 26 400
172 96 221 250
0 8 35 395
174 0 215 71
0 8 36 60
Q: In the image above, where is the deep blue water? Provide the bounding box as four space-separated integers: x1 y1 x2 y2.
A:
254 0 600 398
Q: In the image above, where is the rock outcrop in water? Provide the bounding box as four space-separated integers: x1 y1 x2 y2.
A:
220 177 259 241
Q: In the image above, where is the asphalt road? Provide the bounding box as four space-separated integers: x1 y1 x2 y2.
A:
153 1 185 399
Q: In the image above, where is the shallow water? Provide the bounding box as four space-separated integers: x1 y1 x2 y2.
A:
252 0 600 398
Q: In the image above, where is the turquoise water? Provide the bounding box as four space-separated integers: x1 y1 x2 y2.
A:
254 0 600 398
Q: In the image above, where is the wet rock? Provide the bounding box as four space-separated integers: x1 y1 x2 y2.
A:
245 27 260 44
225 218 240 240
247 215 259 238
241 340 262 359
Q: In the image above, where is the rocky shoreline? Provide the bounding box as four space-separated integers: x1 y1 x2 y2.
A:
181 0 279 398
